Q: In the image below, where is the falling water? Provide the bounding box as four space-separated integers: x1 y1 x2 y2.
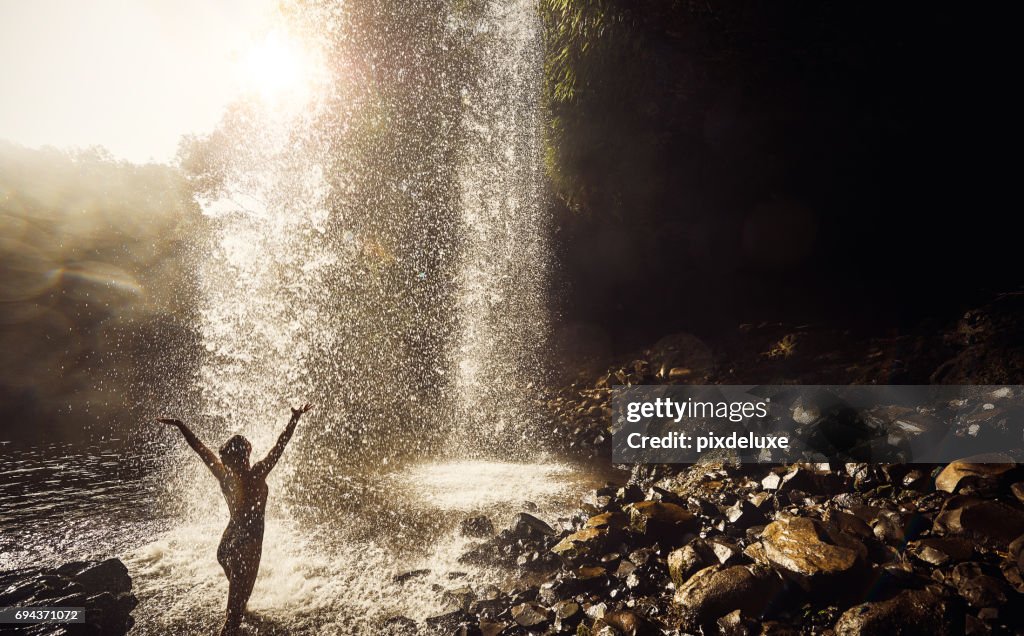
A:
126 1 589 633
453 0 550 454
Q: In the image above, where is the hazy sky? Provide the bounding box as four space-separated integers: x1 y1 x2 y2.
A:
0 0 278 164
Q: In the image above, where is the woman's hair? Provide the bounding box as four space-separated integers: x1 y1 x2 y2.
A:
219 434 252 465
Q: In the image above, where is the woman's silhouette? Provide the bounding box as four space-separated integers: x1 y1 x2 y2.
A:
156 403 312 635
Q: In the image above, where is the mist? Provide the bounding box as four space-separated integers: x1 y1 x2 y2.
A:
0 141 203 443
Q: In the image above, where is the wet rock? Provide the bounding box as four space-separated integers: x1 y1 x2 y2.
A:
757 516 867 590
552 527 608 560
513 513 556 539
0 558 137 635
593 609 653 636
933 496 1024 546
724 499 766 528
381 615 418 635
478 619 509 636
834 589 958 636
511 601 550 628
908 537 974 566
552 600 582 632
668 541 715 586
673 564 783 629
934 455 1017 493
443 585 476 612
717 609 760 636
393 569 431 584
824 509 873 541
626 501 696 543
951 563 1008 608
1011 482 1024 504
871 512 906 546
425 609 474 633
461 516 495 538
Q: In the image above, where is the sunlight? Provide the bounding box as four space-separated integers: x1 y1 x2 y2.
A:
238 29 325 112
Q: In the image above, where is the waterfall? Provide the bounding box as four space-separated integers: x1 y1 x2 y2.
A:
186 0 549 490
453 0 550 454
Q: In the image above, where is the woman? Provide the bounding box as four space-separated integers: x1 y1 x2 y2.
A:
156 403 312 635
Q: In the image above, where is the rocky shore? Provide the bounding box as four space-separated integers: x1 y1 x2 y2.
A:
407 296 1024 635
0 559 137 635
420 456 1024 635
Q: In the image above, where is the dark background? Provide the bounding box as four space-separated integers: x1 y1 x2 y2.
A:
545 1 1018 354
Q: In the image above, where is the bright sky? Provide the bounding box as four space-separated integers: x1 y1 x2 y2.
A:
0 0 279 164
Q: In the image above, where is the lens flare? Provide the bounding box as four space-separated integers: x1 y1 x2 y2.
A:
238 29 325 111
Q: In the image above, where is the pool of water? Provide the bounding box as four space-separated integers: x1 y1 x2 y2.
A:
0 441 613 634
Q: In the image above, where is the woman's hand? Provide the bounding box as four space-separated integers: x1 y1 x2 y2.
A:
291 403 313 418
155 417 184 427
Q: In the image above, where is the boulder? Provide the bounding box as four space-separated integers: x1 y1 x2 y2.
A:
551 527 608 560
511 601 550 628
0 559 137 635
934 455 1017 493
757 516 867 590
834 590 958 636
673 564 783 629
933 496 1024 546
626 501 696 543
512 513 556 539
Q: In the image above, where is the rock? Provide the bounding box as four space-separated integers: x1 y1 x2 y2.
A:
757 516 867 590
461 515 495 538
0 559 137 635
673 565 783 629
709 537 743 565
393 569 431 584
442 585 476 612
1012 482 1024 504
552 527 608 559
425 609 474 633
381 615 418 635
724 499 766 528
513 513 556 539
668 541 715 586
908 537 975 566
586 511 629 532
626 501 696 543
552 600 582 631
933 496 1024 546
479 619 509 636
73 559 131 595
511 601 550 628
717 609 760 636
834 589 958 636
934 455 1017 493
594 609 652 636
951 563 1008 608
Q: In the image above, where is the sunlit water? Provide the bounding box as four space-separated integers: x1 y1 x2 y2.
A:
0 443 612 634
2 1 568 633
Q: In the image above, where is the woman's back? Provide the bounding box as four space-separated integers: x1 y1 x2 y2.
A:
219 468 268 532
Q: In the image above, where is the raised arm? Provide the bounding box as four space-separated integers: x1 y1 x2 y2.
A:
156 418 225 482
253 403 312 479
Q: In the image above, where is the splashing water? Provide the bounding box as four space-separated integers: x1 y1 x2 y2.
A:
452 0 549 452
125 1 606 633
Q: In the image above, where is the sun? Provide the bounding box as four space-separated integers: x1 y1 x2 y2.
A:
238 29 324 110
